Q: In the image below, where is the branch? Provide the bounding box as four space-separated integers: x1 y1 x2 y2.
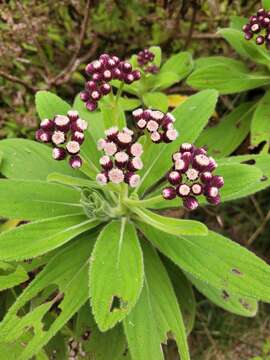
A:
0 70 37 93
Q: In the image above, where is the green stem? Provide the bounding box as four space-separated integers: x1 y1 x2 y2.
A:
124 195 163 209
115 81 124 104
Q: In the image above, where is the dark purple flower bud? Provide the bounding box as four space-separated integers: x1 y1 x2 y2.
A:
204 186 219 198
206 157 217 172
112 55 120 64
261 17 270 27
162 187 177 200
200 171 213 183
132 108 144 121
114 151 129 168
249 15 258 24
117 131 132 148
80 91 90 102
69 155 82 169
124 73 135 84
124 172 141 187
183 196 199 211
67 110 79 122
92 72 103 82
66 140 80 155
105 126 119 141
121 61 132 72
244 32 253 40
132 70 141 80
86 81 97 92
210 175 224 188
99 155 113 170
52 147 66 160
207 194 221 205
103 70 112 81
180 143 194 153
54 115 70 133
100 83 111 95
193 154 210 171
167 171 181 185
90 90 101 101
72 131 84 144
177 184 191 197
146 64 159 74
36 129 52 143
86 101 98 112
71 118 88 132
256 35 265 44
257 8 266 16
242 24 251 32
96 172 109 185
112 67 122 80
40 119 55 132
251 22 260 33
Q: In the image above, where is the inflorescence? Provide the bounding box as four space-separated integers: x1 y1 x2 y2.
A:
36 110 87 169
162 143 224 210
80 53 141 112
243 8 270 48
132 108 178 143
137 48 159 74
96 127 144 187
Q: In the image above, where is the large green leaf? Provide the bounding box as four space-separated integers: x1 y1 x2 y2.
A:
89 219 144 331
0 214 100 261
0 233 96 360
124 241 190 360
139 223 270 302
0 261 28 291
149 46 162 67
196 101 256 158
219 28 270 66
0 179 83 220
263 0 270 9
137 89 218 194
195 56 247 71
132 207 208 236
187 64 270 94
35 91 71 120
161 51 193 81
0 139 83 180
142 92 168 112
251 90 270 151
186 273 258 317
100 96 126 129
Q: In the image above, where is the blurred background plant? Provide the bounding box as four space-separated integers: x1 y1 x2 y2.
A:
1 1 270 359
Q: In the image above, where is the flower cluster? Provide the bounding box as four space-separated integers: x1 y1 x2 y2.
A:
243 8 270 48
137 48 159 74
36 110 87 169
162 143 224 210
96 127 143 187
80 53 141 112
132 108 178 143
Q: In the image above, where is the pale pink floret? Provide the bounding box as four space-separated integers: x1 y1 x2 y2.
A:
151 110 164 121
186 168 199 181
52 131 65 145
175 159 186 171
132 108 144 118
67 110 79 120
115 151 129 163
192 184 202 195
96 173 108 185
117 132 132 144
108 168 125 184
132 157 143 170
66 141 80 154
137 119 147 129
104 141 117 156
97 138 107 150
123 127 134 136
99 155 111 166
147 120 159 132
178 184 191 196
129 174 141 187
151 131 161 142
76 118 88 131
173 152 182 161
209 186 219 197
55 115 70 126
130 143 143 157
166 129 178 141
166 113 176 122
92 60 102 70
195 154 210 167
105 126 118 137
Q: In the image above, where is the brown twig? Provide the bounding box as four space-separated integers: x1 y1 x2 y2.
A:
184 1 198 49
247 210 270 246
0 70 37 93
49 0 92 86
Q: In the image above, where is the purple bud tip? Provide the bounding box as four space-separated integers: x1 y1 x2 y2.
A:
183 196 199 211
69 155 82 169
162 187 176 200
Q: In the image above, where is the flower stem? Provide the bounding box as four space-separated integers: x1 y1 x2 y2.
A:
124 194 163 209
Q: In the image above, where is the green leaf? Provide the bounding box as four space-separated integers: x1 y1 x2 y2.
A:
124 241 190 360
119 97 141 111
219 28 270 66
187 64 270 94
161 51 193 81
164 259 196 335
195 56 247 72
89 219 144 331
35 91 71 120
137 89 218 194
142 92 168 112
139 223 270 302
186 273 258 317
230 16 248 30
75 304 128 360
0 233 96 360
100 97 126 129
149 46 162 67
263 0 270 10
0 139 82 180
148 71 180 91
0 179 84 220
196 101 256 158
0 214 100 261
0 262 28 291
132 207 208 236
251 90 270 151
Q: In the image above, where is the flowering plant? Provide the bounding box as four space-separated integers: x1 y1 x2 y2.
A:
1 49 270 360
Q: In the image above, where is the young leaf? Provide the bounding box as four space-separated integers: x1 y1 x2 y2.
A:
138 89 218 194
0 139 82 180
35 91 71 120
132 207 208 236
148 71 180 91
124 241 190 360
187 64 270 94
149 46 162 67
142 92 168 112
0 214 100 261
119 97 142 111
196 101 256 158
0 233 96 360
251 90 270 151
139 223 270 302
186 273 258 317
161 51 193 81
89 219 144 331
219 28 270 66
99 97 126 129
0 261 28 291
0 179 84 220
